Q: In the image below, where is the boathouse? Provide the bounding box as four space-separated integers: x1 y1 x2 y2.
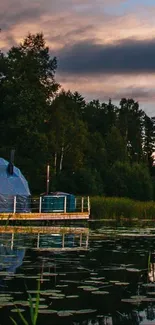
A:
0 158 30 212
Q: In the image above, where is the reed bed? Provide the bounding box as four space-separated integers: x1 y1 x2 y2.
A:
90 196 155 220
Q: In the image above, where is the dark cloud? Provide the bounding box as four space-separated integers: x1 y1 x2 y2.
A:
58 38 155 75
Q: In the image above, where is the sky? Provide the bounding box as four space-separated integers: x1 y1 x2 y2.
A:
1 0 155 116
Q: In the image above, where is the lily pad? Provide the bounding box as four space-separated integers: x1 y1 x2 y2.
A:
78 286 98 291
66 295 79 299
57 310 73 317
92 291 109 295
115 282 129 286
121 298 142 304
27 298 45 302
50 295 65 300
75 309 97 314
38 309 57 314
11 308 25 313
126 268 141 272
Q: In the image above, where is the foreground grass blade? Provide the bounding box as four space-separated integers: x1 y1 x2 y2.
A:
11 280 41 325
28 292 34 324
16 307 29 325
10 306 29 325
34 280 40 325
10 317 18 325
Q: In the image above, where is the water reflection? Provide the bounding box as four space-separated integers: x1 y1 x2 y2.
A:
1 225 155 324
0 226 89 272
148 252 155 283
0 244 25 273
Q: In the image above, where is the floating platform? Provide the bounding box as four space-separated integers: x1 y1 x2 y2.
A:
0 211 89 221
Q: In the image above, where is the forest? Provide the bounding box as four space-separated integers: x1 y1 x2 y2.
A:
0 33 155 200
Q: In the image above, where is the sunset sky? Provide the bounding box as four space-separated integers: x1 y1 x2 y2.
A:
1 0 155 115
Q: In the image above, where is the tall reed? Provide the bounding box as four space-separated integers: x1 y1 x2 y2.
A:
10 280 40 325
90 196 155 220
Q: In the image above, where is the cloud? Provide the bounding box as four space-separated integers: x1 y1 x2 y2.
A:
1 0 155 115
58 38 155 75
109 86 155 101
56 72 155 116
1 0 155 51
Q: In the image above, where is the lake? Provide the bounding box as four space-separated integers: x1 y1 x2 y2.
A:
0 221 155 325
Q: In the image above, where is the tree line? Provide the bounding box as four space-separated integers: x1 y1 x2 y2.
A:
0 33 155 200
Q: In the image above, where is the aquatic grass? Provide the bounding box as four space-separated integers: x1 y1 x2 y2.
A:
28 279 40 325
10 307 28 325
10 280 40 325
90 196 155 220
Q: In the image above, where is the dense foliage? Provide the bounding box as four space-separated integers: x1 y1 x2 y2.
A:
0 33 155 200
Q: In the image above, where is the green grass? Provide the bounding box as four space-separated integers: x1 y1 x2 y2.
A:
90 196 155 220
10 280 40 325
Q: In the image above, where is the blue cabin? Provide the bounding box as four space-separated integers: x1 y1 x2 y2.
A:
41 192 76 213
0 158 31 212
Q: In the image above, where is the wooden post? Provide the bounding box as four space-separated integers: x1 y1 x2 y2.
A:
39 196 42 213
81 197 84 212
64 196 67 213
13 196 16 213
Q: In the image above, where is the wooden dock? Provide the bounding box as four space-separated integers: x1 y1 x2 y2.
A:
0 211 89 221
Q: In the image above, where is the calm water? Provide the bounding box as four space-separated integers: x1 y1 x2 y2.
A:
0 222 155 324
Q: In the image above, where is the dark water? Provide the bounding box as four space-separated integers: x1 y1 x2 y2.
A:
0 223 155 325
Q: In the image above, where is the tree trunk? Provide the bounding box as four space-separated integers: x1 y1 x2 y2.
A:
54 152 57 174
59 146 64 171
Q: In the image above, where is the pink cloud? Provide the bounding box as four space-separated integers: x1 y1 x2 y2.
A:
1 0 155 115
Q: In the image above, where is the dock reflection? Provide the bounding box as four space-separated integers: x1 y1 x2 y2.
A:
0 226 89 282
0 226 89 251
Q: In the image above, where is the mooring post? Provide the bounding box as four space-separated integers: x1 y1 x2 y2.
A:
62 233 65 248
13 196 16 213
81 197 84 212
64 196 67 213
11 233 14 250
39 196 42 213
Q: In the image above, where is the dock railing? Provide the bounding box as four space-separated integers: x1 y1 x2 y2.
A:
5 195 90 214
